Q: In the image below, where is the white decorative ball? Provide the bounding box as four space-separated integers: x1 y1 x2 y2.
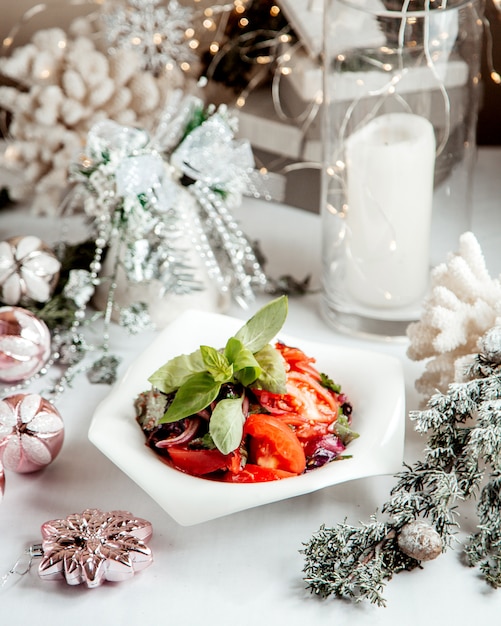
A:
397 520 442 561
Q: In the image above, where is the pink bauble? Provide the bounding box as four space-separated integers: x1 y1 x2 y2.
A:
0 459 4 501
0 306 51 382
0 393 64 473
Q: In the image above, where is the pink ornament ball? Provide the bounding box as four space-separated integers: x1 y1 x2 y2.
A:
0 306 51 383
0 393 64 473
0 460 4 501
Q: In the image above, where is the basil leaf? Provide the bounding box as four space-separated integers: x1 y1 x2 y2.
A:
148 349 205 394
209 396 245 455
225 337 262 386
252 344 287 394
200 345 233 383
160 372 221 423
234 295 288 353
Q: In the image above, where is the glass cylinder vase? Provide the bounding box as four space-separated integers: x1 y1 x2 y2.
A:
321 0 484 338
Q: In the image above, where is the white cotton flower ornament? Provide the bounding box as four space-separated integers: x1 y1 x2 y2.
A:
0 393 64 474
407 232 501 396
0 236 61 305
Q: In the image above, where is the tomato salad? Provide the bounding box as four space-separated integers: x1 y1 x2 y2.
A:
135 340 356 483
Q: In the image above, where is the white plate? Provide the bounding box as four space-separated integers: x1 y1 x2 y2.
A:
89 310 406 526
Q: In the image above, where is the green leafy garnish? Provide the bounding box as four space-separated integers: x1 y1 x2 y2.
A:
209 396 245 455
200 345 233 383
152 296 289 454
333 415 359 446
320 372 342 394
162 371 221 423
148 349 205 394
252 344 287 394
234 296 288 353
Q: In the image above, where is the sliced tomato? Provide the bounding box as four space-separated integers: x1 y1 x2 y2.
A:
243 413 306 474
287 370 340 413
253 370 340 428
167 446 230 476
227 448 243 474
224 463 296 483
275 342 321 378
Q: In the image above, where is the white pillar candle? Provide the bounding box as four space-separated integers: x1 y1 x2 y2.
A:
345 112 436 309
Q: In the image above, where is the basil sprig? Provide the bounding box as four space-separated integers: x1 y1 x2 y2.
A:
147 296 288 454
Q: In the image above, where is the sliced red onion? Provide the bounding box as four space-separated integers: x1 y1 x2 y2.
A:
155 417 200 448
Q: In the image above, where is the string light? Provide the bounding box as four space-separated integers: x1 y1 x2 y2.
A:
4 0 499 204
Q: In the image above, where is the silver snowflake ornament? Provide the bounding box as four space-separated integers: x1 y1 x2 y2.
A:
102 0 196 76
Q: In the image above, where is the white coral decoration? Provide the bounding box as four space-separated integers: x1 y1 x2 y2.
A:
0 24 183 214
406 232 501 397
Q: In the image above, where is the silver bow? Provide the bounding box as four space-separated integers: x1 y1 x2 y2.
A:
171 112 254 195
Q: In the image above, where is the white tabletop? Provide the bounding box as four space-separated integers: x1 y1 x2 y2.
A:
1 148 501 624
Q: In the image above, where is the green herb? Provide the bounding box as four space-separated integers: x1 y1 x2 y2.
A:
320 372 341 394
150 296 289 454
200 345 234 383
233 296 288 353
148 350 206 394
252 344 287 394
332 415 359 446
161 372 221 423
209 396 245 455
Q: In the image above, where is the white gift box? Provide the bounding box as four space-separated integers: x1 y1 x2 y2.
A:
279 0 324 58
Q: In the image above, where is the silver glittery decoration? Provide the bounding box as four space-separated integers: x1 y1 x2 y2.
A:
101 0 196 75
118 303 154 334
87 355 121 385
71 118 204 302
63 270 95 309
51 330 88 367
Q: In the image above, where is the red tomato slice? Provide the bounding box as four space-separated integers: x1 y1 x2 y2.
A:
167 446 229 476
224 463 296 483
243 413 306 474
253 370 340 426
284 371 340 422
275 342 321 379
287 371 339 412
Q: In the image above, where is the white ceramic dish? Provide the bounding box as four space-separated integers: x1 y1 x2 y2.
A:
89 310 406 526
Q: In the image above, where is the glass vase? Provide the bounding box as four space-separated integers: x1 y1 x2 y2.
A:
321 0 484 338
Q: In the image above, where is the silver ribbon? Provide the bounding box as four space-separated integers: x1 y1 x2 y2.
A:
171 112 255 195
